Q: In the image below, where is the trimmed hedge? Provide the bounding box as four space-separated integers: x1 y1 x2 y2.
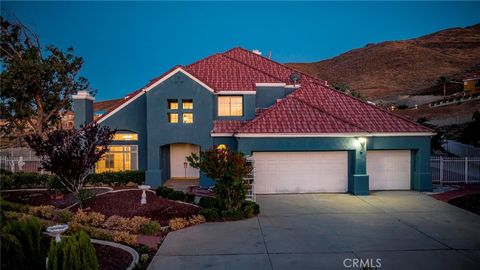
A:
86 170 145 186
0 170 145 190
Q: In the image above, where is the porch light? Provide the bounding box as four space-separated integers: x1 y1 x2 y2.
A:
358 137 367 144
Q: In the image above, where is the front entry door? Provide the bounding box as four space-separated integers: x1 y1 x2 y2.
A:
170 144 200 178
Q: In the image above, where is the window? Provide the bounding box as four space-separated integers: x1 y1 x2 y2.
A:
96 145 138 173
218 96 243 116
182 113 193 124
168 113 179 123
182 99 193 110
168 99 178 110
113 133 138 141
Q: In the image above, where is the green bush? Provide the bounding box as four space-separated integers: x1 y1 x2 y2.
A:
198 208 220 222
47 230 98 270
184 194 195 203
242 201 260 218
139 220 161 235
2 216 45 270
167 190 185 201
76 189 96 208
138 244 151 254
156 186 174 198
55 209 72 223
220 210 244 221
198 197 219 209
86 170 145 186
0 198 28 213
0 172 59 190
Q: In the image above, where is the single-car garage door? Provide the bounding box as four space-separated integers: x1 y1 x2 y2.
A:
367 150 411 190
253 151 348 194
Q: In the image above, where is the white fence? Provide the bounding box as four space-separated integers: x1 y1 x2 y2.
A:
431 156 480 185
442 140 480 157
0 156 44 173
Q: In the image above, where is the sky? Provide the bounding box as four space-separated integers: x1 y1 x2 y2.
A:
2 1 479 101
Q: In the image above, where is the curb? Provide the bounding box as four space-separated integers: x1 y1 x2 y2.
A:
91 238 139 270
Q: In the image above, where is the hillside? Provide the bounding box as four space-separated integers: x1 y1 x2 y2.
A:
287 24 480 100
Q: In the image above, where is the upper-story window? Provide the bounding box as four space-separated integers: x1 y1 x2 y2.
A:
113 133 138 141
182 113 193 124
182 99 193 110
168 99 178 110
218 96 243 116
168 113 179 123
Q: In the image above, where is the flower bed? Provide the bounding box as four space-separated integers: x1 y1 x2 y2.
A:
94 243 132 270
72 190 200 226
0 188 110 208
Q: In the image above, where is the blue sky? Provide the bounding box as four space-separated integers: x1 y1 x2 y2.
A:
2 1 479 101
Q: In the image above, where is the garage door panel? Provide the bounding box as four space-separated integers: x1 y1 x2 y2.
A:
253 152 348 194
367 150 411 190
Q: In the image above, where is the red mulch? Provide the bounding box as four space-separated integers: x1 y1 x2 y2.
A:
1 188 110 208
73 190 200 225
94 243 132 270
431 184 480 202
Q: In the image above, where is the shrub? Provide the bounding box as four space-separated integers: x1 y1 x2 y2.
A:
241 201 260 218
198 197 219 209
156 186 174 198
86 170 145 186
47 230 98 270
0 198 28 213
139 220 161 235
0 172 58 190
72 210 105 226
104 215 130 231
167 190 185 201
198 208 220 222
76 189 96 208
138 244 151 254
188 215 206 225
140 253 149 263
69 222 113 242
3 216 45 270
169 217 189 231
112 231 138 246
220 210 244 221
129 216 151 233
28 205 56 219
184 194 195 203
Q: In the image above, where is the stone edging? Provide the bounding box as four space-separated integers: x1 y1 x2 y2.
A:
91 238 139 270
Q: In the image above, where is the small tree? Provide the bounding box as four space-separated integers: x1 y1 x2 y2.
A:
47 230 98 270
25 123 115 207
187 146 251 211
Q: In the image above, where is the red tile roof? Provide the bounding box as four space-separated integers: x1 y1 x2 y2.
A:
96 47 431 134
212 120 246 134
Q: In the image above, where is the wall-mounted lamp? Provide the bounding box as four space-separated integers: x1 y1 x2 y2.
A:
355 137 367 152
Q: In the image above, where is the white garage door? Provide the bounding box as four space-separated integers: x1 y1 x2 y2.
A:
253 151 348 194
367 150 411 190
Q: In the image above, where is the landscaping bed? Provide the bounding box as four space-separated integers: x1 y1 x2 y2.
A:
449 193 480 215
1 188 110 208
73 190 200 225
94 243 132 270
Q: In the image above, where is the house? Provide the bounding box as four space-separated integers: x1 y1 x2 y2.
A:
463 74 480 94
73 47 433 195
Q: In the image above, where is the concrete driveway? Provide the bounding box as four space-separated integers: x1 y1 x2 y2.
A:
148 192 480 270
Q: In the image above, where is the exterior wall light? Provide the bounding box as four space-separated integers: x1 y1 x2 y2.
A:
355 137 367 153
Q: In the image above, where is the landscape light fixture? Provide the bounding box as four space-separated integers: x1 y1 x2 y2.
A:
355 137 367 152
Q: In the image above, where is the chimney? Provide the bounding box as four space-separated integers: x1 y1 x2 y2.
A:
72 90 94 128
325 80 329 87
252 49 262 55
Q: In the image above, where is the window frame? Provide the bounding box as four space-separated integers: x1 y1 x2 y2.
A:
182 99 193 110
167 99 179 110
217 96 243 117
168 113 179 123
182 112 193 124
95 145 138 173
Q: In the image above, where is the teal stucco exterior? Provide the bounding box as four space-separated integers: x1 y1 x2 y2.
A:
74 69 432 194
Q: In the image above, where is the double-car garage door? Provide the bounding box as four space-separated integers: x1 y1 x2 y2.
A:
253 150 411 194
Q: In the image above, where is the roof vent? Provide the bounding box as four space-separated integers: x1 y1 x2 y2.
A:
289 72 302 85
252 49 262 55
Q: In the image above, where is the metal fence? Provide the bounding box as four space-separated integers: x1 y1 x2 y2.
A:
431 156 480 185
442 140 480 157
0 156 44 173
